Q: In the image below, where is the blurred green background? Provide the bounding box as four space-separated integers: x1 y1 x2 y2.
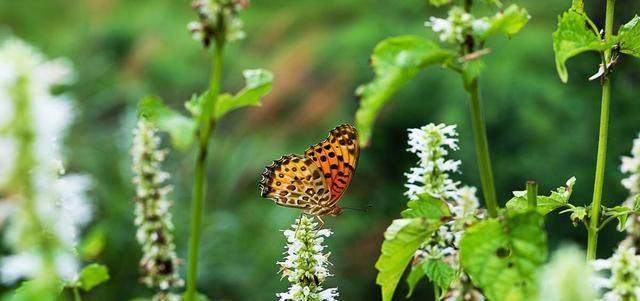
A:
2 0 640 300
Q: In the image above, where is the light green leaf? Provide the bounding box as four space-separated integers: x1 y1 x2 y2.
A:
375 218 442 301
462 60 485 89
214 69 273 119
80 225 106 260
560 206 587 226
423 259 455 290
459 212 547 301
552 7 609 83
603 206 634 232
428 0 451 7
618 15 640 58
139 95 197 149
401 194 451 219
479 4 531 41
506 177 576 215
77 263 110 291
4 279 61 301
355 35 455 146
406 261 426 298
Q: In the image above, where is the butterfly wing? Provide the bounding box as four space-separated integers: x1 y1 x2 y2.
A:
260 154 332 211
304 124 359 203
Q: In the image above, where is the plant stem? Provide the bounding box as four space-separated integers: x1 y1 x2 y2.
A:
73 287 82 301
527 181 538 209
586 0 615 261
465 79 499 218
185 41 225 301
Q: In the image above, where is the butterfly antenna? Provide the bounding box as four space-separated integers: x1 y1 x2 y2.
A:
342 203 372 213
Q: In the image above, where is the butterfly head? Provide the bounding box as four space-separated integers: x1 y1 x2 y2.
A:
329 206 343 216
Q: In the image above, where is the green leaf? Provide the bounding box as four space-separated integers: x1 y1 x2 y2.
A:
406 261 427 298
214 69 273 119
4 280 61 301
506 177 576 215
459 212 547 301
462 60 485 89
428 0 451 7
401 194 452 219
423 259 455 290
77 263 110 291
138 95 197 149
559 206 587 226
355 35 455 146
552 7 609 83
618 15 640 58
603 206 634 232
479 4 531 41
375 218 443 301
80 224 106 260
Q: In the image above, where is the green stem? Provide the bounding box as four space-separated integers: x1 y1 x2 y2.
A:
586 0 615 261
185 41 225 301
433 285 441 300
527 181 538 209
465 79 499 218
73 287 82 301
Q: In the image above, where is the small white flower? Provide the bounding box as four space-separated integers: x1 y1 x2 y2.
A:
277 216 338 301
425 7 477 44
538 246 597 301
592 245 640 301
131 120 184 294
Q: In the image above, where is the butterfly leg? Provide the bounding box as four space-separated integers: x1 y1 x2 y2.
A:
315 215 325 229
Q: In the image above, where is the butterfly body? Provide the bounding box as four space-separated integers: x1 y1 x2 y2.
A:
260 124 359 216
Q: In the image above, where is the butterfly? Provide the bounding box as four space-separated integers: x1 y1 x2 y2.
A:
260 124 359 217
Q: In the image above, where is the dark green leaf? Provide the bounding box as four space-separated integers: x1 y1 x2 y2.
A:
355 35 455 146
138 95 197 149
479 4 530 41
77 263 110 291
506 177 576 215
375 218 443 301
552 6 610 82
401 194 451 219
406 261 427 298
214 69 273 119
618 15 640 58
423 259 455 290
459 212 547 301
462 60 485 89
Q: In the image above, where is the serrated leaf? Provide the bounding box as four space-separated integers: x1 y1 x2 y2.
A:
506 177 576 215
406 261 427 297
375 218 443 301
214 69 273 119
459 212 547 301
355 36 455 146
423 259 455 290
479 4 530 41
552 7 610 83
138 95 197 149
401 194 451 219
618 15 640 58
77 263 110 291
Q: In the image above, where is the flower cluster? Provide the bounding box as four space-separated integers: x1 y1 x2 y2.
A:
0 38 92 284
277 216 338 301
425 7 489 44
405 123 484 300
404 123 461 201
188 0 248 47
131 120 183 299
538 246 597 301
621 134 640 247
593 245 640 301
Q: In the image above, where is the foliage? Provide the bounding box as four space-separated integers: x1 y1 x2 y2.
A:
459 211 547 301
